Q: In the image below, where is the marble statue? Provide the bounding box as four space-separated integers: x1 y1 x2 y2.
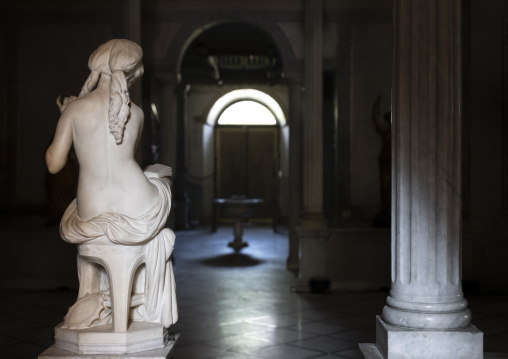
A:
44 39 177 355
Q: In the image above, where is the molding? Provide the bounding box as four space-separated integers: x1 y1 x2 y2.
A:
503 8 508 216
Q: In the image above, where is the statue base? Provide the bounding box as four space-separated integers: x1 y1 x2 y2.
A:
48 321 174 355
359 316 483 359
39 332 179 358
39 333 178 358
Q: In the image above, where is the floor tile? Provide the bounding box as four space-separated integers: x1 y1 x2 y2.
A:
246 327 318 343
331 328 375 343
1 227 507 357
246 314 312 328
288 322 351 335
213 352 255 359
326 315 376 329
256 343 325 359
169 343 227 358
334 347 365 358
291 336 359 353
201 334 276 353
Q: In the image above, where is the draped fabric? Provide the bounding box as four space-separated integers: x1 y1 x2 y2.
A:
60 166 178 327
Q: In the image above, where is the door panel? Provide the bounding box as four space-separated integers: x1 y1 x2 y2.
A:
247 127 277 220
216 126 278 222
216 127 247 197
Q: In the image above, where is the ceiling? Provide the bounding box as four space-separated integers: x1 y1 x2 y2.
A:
181 22 283 85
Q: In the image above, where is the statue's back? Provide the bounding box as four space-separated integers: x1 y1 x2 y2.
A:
67 83 158 221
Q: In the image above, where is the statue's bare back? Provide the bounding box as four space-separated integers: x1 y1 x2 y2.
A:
46 40 157 221
70 81 156 220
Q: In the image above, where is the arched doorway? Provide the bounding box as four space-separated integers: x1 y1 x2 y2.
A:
174 23 290 228
206 91 288 225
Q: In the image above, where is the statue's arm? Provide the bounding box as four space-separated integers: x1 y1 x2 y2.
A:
46 111 73 174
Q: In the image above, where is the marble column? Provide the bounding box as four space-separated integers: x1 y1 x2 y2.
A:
173 83 190 230
361 0 483 358
286 74 303 271
296 0 329 291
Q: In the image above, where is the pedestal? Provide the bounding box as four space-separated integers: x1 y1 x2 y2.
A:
39 333 179 359
359 316 482 359
228 219 249 251
294 225 329 292
54 322 168 355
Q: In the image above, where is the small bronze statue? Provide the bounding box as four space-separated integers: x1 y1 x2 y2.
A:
372 96 391 228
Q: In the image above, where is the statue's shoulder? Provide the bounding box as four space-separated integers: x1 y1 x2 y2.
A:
64 95 96 114
130 102 144 119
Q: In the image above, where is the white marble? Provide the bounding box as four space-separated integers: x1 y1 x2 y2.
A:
44 39 178 354
54 322 169 355
39 333 179 359
381 0 472 331
372 316 483 359
360 344 508 359
361 0 483 356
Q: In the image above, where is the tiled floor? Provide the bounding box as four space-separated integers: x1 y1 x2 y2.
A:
0 226 507 358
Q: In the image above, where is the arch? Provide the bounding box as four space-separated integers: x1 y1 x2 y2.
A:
206 89 287 126
165 17 298 74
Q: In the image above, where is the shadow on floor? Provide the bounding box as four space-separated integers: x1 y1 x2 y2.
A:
199 253 266 267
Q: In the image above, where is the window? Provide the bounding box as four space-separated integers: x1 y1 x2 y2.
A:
217 100 277 125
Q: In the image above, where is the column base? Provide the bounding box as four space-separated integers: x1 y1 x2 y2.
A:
359 344 505 359
295 226 329 292
359 316 483 359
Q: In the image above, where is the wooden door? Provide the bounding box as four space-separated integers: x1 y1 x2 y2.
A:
216 125 279 222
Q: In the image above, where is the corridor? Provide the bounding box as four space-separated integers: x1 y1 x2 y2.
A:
0 227 507 358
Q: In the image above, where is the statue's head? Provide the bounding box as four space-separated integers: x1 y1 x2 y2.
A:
78 39 144 144
80 39 144 97
88 39 144 87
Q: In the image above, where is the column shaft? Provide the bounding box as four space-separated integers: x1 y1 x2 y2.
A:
287 75 303 270
295 0 329 291
383 0 470 330
302 0 325 219
174 83 190 230
157 72 180 169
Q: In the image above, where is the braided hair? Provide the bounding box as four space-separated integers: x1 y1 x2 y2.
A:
78 39 144 144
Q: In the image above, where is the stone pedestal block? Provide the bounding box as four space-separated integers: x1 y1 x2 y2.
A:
54 322 170 355
295 226 329 292
39 333 179 359
360 316 483 359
